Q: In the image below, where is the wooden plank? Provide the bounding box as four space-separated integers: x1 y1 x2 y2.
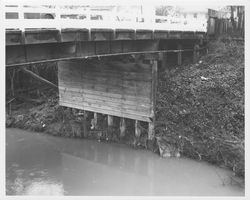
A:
60 91 151 114
24 29 60 44
51 43 77 59
60 70 152 82
95 41 111 55
59 67 152 86
6 30 22 45
58 60 154 122
182 31 195 39
61 28 89 42
107 115 114 126
154 30 168 39
60 101 151 122
60 87 151 107
6 45 26 65
115 29 135 40
60 98 151 118
60 81 151 99
168 31 182 39
58 86 151 104
122 40 136 53
91 28 113 41
25 43 76 62
60 72 152 93
148 60 157 139
135 40 159 52
78 41 95 57
110 41 123 53
136 30 153 40
195 32 205 39
148 121 155 140
59 61 152 80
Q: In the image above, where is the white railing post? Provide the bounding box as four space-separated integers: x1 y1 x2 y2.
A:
55 3 61 30
4 2 207 32
17 3 24 31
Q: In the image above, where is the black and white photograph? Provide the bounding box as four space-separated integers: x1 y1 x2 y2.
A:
1 0 247 198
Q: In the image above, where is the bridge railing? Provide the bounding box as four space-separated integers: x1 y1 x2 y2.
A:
4 2 207 32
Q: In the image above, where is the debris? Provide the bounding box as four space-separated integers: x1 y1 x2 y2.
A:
201 76 209 80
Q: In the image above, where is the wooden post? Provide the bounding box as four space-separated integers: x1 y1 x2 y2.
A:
135 120 141 138
177 44 182 65
83 110 88 137
196 45 200 59
148 60 157 140
193 44 199 63
120 118 126 138
159 52 167 71
108 115 114 127
91 112 98 130
107 115 114 140
148 121 155 140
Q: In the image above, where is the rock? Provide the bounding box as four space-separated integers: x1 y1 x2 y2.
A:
16 115 24 122
156 137 179 158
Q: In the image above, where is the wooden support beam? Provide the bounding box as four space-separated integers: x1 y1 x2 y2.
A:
159 42 168 71
148 60 157 140
148 121 155 140
120 118 126 138
20 67 58 89
177 44 182 65
135 120 142 138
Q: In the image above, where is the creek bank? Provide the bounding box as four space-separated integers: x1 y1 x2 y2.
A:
6 38 244 178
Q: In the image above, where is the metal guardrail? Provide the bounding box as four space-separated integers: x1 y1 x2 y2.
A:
4 2 207 32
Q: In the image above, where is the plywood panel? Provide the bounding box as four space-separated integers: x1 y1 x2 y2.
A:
58 60 155 122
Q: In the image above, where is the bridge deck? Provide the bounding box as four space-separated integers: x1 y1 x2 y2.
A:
6 28 206 66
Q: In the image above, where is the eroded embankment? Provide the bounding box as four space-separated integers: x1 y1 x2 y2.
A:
6 38 245 177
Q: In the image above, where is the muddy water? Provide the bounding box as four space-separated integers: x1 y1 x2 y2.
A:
6 128 244 196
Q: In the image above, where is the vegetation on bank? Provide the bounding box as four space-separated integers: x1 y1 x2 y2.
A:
156 38 244 177
6 38 244 178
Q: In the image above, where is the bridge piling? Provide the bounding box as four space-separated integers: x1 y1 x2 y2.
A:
107 115 114 140
135 120 142 138
193 44 200 63
120 118 126 139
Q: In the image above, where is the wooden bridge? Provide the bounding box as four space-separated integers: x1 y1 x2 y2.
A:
5 2 210 140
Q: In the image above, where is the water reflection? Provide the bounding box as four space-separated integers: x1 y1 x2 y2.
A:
6 128 244 196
